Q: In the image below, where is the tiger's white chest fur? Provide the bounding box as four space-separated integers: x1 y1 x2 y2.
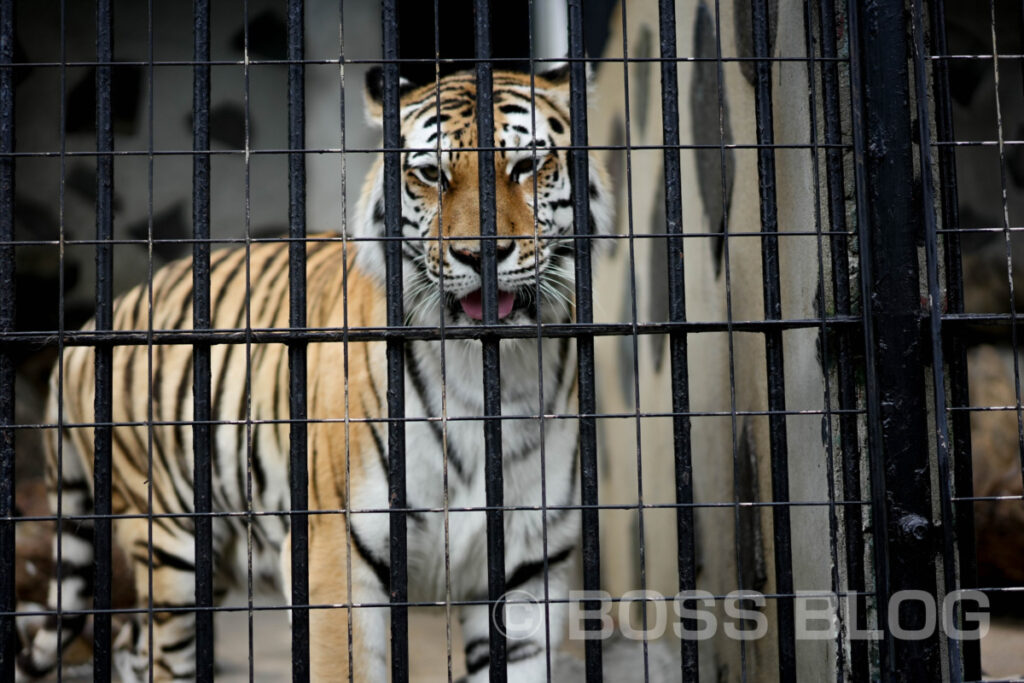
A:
346 334 581 602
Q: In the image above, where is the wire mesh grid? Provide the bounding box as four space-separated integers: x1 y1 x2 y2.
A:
0 0 1021 681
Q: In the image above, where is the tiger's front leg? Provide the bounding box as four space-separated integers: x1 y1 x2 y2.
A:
460 569 570 683
287 515 388 682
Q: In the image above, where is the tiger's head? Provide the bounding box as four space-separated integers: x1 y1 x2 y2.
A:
355 66 612 327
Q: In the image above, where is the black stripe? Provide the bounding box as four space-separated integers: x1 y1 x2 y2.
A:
406 343 467 479
505 545 574 590
499 103 528 115
507 642 543 664
465 642 544 677
421 114 450 129
151 545 196 573
464 636 488 658
466 653 489 675
161 632 197 654
349 524 389 588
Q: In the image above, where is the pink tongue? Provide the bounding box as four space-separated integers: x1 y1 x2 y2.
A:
460 290 515 320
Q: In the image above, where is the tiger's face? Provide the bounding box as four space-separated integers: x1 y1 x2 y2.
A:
357 67 612 326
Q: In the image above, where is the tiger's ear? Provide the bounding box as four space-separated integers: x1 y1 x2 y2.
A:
364 66 417 127
537 59 595 86
538 61 570 86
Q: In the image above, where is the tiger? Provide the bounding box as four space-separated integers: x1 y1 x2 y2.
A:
16 65 612 682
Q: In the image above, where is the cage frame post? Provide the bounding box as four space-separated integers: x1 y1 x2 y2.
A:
848 0 943 679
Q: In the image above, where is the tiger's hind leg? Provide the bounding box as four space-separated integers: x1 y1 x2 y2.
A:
459 562 572 683
116 522 206 682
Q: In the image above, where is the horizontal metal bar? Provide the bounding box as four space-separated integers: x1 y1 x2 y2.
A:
1 586 887 619
8 404 870 433
6 498 878 531
0 141 871 157
8 55 859 69
0 316 863 348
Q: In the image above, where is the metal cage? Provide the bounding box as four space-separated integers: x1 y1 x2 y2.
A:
1 0 1022 681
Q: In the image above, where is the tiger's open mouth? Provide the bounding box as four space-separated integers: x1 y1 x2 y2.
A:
458 289 516 320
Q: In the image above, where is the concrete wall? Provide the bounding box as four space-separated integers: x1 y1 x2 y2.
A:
590 1 848 679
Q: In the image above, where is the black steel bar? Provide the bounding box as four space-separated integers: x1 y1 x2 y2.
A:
565 1 601 680
655 0 697 679
927 0 979 676
849 0 941 678
286 0 310 680
5 55 876 69
817 0 868 677
191 1 215 679
0 316 863 349
241 0 257 678
380 1 408 681
0 0 14 676
471 1 508 680
93 0 115 678
144 0 156 675
614 3 654 677
909 0 962 677
748 0 796 677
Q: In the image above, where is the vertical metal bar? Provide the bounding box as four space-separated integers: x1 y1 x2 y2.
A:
471 2 507 680
286 0 310 680
848 0 941 678
927 0 979 676
0 0 15 675
565 2 601 680
379 2 408 681
93 0 114 678
908 0 961 677
191 2 215 679
817 0 869 678
748 1 795 677
614 3 652 677
655 1 698 679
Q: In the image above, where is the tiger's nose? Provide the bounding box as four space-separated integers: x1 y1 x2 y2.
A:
449 242 515 273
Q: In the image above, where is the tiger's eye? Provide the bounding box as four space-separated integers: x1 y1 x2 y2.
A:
419 165 440 183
